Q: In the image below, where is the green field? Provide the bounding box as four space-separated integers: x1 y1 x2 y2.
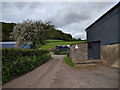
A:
40 40 86 50
46 39 64 43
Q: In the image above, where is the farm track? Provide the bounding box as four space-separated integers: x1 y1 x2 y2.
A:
3 55 118 88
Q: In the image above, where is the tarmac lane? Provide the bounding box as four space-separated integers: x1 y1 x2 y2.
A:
3 55 118 88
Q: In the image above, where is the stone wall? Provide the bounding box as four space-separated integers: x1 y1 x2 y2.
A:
101 44 120 68
69 42 88 63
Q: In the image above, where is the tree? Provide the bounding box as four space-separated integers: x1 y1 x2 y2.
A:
77 38 81 41
10 20 55 49
49 29 73 41
2 22 16 41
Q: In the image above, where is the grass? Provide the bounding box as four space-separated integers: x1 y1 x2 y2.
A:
64 55 74 66
46 39 64 43
40 40 86 50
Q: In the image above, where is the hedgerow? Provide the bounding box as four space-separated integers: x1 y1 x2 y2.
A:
2 48 51 84
54 50 68 55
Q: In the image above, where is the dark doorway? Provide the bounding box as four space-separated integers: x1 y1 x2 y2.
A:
88 41 100 59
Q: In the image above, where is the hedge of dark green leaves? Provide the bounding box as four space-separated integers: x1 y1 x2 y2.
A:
2 48 51 84
54 50 68 55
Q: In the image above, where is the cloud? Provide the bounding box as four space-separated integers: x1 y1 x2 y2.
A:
1 2 118 39
48 4 91 27
73 33 86 39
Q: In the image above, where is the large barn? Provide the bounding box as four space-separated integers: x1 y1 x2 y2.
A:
85 2 120 67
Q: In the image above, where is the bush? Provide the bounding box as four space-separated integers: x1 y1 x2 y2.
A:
2 48 51 84
54 50 68 55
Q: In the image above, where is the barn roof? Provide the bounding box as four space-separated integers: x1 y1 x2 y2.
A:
85 2 120 31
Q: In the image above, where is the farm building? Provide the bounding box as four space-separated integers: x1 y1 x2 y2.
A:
0 42 32 49
69 2 119 67
85 2 120 67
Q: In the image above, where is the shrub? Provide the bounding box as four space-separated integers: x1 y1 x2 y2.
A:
54 50 68 55
2 48 51 84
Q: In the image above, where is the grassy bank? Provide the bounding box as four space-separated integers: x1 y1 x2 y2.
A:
40 40 86 50
2 48 51 84
46 39 64 43
64 56 74 66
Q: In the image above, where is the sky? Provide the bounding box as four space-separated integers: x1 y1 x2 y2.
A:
1 1 119 39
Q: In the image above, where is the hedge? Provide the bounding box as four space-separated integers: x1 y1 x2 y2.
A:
54 50 68 55
2 48 51 84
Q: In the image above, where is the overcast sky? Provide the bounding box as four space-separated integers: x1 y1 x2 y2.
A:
1 2 119 39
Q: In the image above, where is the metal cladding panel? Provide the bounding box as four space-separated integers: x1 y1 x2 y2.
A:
118 8 120 43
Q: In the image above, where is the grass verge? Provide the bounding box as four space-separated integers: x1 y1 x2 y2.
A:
64 55 74 66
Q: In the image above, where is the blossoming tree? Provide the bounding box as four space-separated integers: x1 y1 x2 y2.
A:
11 20 55 49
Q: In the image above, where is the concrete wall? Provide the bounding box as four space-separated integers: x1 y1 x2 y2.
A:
69 43 119 67
101 44 120 68
69 42 87 63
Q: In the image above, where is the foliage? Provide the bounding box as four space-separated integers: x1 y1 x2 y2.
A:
40 40 86 50
2 48 51 84
54 50 68 55
2 22 77 43
10 20 55 48
64 56 74 66
50 29 73 41
1 22 16 41
77 38 81 41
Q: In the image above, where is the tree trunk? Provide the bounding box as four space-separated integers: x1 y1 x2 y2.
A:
31 41 36 49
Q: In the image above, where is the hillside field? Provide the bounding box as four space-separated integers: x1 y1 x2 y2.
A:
40 40 86 50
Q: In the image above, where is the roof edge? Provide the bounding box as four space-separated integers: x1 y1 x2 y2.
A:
85 2 120 31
